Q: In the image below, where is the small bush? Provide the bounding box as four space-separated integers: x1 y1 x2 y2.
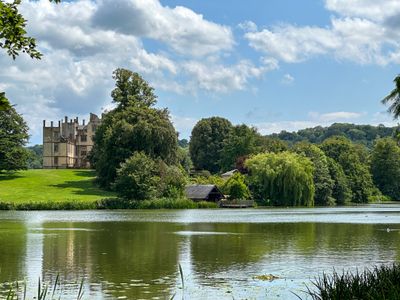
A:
223 173 251 200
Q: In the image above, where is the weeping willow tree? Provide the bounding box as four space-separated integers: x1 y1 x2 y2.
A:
245 152 315 206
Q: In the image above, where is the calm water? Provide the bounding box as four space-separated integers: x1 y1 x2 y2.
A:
0 205 400 299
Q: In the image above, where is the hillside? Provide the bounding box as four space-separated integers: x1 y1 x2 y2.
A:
269 123 397 147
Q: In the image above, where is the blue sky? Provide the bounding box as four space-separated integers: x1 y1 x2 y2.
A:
1 0 399 145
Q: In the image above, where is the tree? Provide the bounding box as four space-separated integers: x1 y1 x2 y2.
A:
326 157 352 205
90 69 178 188
223 173 251 200
189 117 233 173
114 152 159 200
0 0 60 110
320 136 375 203
245 152 315 206
114 152 187 200
26 144 43 169
293 142 334 205
220 124 260 172
382 74 400 119
371 138 400 200
0 106 29 172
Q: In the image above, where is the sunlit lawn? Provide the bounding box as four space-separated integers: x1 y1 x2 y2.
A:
0 169 115 203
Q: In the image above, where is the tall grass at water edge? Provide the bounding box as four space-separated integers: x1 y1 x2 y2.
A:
303 263 400 300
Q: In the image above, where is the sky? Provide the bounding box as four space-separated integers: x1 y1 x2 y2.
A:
1 0 400 145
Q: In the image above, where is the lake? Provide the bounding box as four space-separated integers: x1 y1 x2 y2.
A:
0 204 400 299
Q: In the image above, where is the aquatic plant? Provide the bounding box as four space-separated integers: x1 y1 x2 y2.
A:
304 263 400 300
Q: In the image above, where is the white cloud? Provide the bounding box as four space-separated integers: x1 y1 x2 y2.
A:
1 0 274 144
281 73 294 85
325 0 400 21
309 111 364 122
92 0 234 57
171 115 198 138
238 21 258 32
245 1 400 65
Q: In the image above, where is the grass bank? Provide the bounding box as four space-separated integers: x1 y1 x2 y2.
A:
0 170 217 210
305 263 400 299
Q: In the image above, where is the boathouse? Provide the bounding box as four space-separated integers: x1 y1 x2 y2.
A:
185 184 224 202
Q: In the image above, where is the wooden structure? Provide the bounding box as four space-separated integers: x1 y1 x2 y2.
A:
218 199 254 208
185 185 224 202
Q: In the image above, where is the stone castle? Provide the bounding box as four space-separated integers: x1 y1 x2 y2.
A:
43 113 101 168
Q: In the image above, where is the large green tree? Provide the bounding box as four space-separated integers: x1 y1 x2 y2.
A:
90 69 178 188
245 152 315 206
382 74 400 119
294 142 334 205
189 117 233 173
371 138 400 200
0 106 29 172
220 124 260 172
320 136 375 203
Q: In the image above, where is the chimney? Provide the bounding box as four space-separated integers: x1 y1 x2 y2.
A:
65 116 68 123
43 120 46 127
50 121 53 128
83 119 85 126
75 117 78 123
58 120 61 127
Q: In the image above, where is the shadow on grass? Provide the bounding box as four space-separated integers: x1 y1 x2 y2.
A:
71 170 96 177
0 172 23 181
50 178 112 197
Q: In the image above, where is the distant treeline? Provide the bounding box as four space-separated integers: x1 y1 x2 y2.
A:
269 123 397 147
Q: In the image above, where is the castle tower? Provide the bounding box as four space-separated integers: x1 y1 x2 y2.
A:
42 113 101 169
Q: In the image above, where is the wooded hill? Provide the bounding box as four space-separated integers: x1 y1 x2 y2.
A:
269 123 397 147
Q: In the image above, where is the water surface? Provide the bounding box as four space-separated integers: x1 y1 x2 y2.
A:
0 205 399 299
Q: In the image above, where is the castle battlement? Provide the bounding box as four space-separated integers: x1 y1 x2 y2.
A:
42 113 101 169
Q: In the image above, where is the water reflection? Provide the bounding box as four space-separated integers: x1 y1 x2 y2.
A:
0 207 399 299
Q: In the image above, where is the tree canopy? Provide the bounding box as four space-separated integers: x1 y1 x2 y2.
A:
245 152 315 206
0 106 29 172
371 138 400 200
294 142 334 205
382 74 400 119
320 136 375 203
271 123 395 148
189 117 233 173
90 69 178 188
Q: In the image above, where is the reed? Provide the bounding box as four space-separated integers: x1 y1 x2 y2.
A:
305 263 400 300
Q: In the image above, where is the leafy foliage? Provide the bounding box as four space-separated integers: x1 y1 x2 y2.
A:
320 136 375 203
371 138 400 200
189 117 233 173
114 152 159 200
294 142 334 205
90 69 178 188
26 144 43 169
326 157 352 205
114 152 187 201
245 152 315 206
220 124 261 172
382 74 400 119
0 106 29 172
223 172 251 200
271 123 395 148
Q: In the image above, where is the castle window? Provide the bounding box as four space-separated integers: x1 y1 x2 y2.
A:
53 132 59 139
54 144 58 152
81 151 87 156
92 125 97 132
81 135 87 142
54 157 58 165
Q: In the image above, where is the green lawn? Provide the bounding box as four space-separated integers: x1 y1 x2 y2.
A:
0 169 115 204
